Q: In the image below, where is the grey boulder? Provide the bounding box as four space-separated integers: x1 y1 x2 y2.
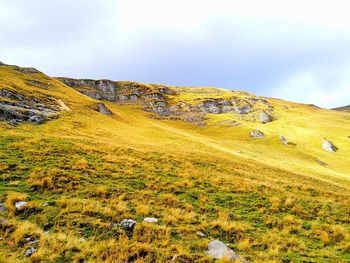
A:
250 129 264 139
15 201 27 211
120 219 137 231
322 139 337 152
206 240 245 262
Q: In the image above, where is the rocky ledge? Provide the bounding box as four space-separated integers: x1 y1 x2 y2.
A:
0 88 68 125
57 77 274 125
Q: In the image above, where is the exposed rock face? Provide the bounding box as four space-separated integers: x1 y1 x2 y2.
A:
251 129 265 139
0 88 65 125
56 77 275 125
97 103 112 115
322 139 337 152
206 240 245 262
280 135 289 145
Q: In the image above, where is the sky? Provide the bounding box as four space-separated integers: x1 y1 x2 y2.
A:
1 0 350 108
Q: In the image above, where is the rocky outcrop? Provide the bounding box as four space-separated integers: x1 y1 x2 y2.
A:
0 88 65 125
56 77 274 125
322 139 337 152
206 240 245 262
251 129 265 139
97 103 112 115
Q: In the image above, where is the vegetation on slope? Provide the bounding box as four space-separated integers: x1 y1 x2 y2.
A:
0 64 350 262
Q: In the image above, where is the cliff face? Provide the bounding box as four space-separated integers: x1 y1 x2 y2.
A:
56 77 274 125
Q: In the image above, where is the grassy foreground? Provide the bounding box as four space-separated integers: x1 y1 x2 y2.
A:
0 65 350 262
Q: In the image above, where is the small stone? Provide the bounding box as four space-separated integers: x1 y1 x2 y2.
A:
120 219 137 231
280 135 288 145
322 139 337 152
15 201 27 211
78 238 85 243
171 255 178 261
143 217 158 223
83 172 89 177
250 129 264 139
0 203 5 212
196 231 206 237
25 248 37 257
43 203 49 207
28 240 39 245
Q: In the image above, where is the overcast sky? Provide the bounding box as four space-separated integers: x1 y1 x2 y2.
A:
1 0 350 108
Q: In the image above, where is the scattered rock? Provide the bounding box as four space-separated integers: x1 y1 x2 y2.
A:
97 103 112 115
120 219 137 231
280 135 289 145
24 247 37 257
171 255 178 261
250 129 265 139
78 238 85 243
28 239 39 245
43 203 49 207
206 240 245 262
316 159 327 166
196 231 206 237
143 217 158 223
83 172 90 177
259 111 271 123
0 203 5 212
15 201 27 211
322 139 337 152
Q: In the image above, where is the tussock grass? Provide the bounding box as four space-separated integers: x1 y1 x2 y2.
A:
0 66 350 261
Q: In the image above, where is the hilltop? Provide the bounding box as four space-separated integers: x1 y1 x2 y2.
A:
0 62 350 262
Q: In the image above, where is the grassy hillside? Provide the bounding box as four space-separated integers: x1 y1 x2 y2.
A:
333 105 350 113
0 64 350 262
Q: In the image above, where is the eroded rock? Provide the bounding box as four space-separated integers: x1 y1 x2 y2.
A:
120 219 137 231
15 201 27 211
280 135 288 145
322 139 337 152
97 103 112 115
25 247 37 257
251 129 265 139
259 111 272 123
143 217 158 223
206 240 245 262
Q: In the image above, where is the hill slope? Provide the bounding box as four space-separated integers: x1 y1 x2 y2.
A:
0 63 349 262
333 105 350 112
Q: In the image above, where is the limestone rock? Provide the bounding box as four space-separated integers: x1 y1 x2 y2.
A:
259 111 271 123
97 103 112 115
143 217 158 223
24 248 37 257
15 201 27 211
280 135 288 145
322 139 337 152
207 240 245 262
251 129 264 139
120 219 137 231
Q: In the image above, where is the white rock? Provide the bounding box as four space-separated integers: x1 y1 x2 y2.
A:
207 240 245 262
143 217 158 223
15 201 27 211
322 139 337 152
280 135 289 145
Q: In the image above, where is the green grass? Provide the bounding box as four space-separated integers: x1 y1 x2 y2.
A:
0 65 350 262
